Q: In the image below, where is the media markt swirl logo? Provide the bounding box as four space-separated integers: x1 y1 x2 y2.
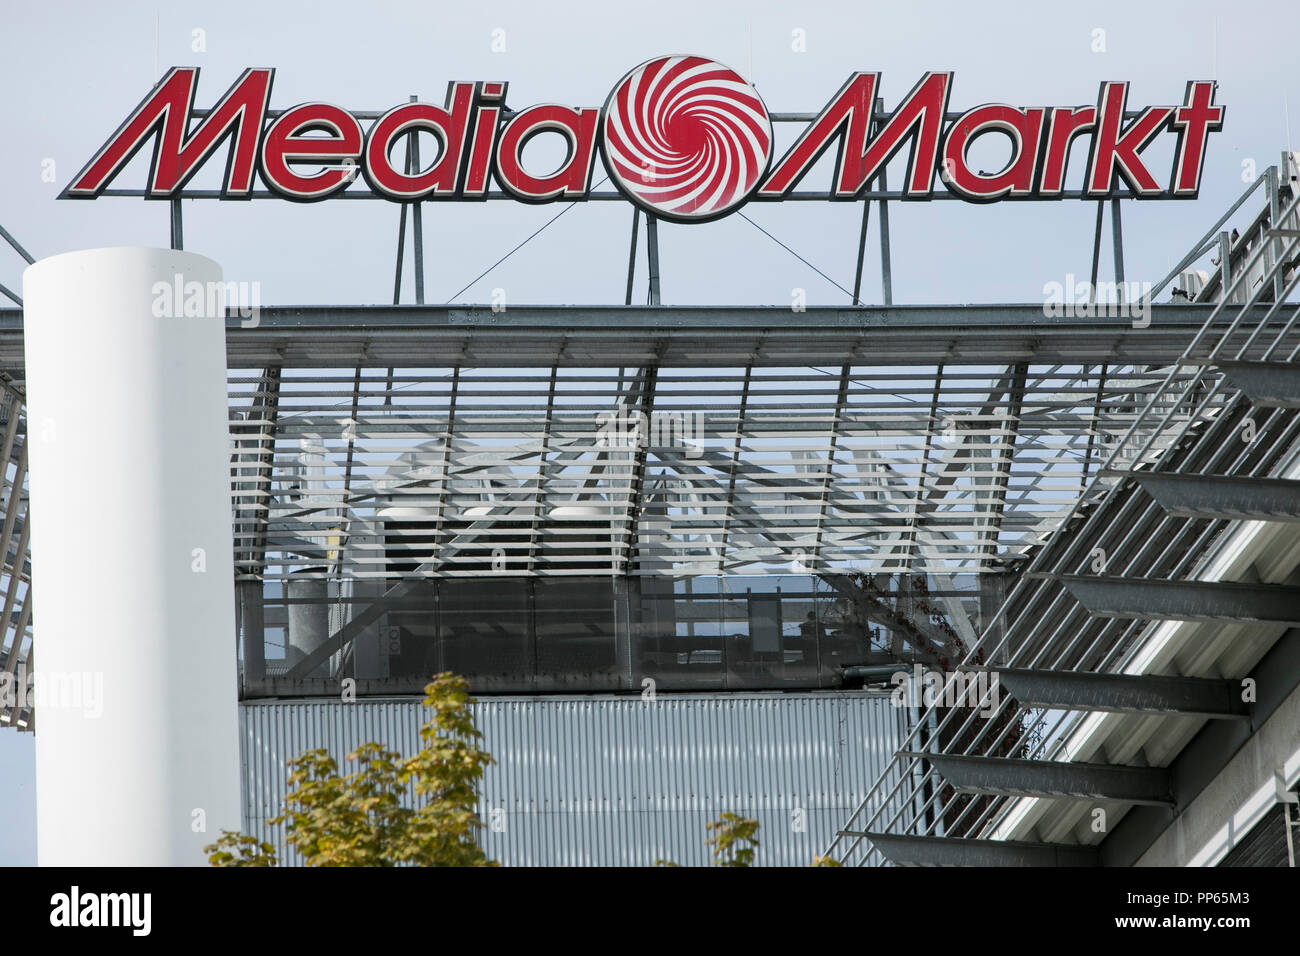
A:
62 60 1223 213
601 55 774 222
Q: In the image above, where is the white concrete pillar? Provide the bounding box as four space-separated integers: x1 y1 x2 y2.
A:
23 247 240 866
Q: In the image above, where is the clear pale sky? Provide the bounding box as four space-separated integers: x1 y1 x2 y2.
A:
1 0 1296 865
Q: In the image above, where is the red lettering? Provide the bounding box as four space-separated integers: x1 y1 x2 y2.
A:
758 73 877 198
362 83 475 200
259 103 362 201
494 105 599 202
1170 81 1223 196
63 67 273 199
1086 82 1174 197
941 105 1046 201
1038 106 1096 196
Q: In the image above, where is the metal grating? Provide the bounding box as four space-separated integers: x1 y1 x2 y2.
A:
0 380 31 730
228 362 1208 582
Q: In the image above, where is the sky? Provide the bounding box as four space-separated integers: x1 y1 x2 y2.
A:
1 0 1297 865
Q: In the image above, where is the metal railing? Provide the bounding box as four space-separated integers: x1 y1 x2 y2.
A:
826 166 1300 865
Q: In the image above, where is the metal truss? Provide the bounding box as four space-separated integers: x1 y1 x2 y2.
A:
221 360 1206 586
825 167 1300 866
0 380 32 729
0 304 1253 370
1 151 1293 728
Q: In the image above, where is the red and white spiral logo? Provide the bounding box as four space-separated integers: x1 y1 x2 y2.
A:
602 56 773 222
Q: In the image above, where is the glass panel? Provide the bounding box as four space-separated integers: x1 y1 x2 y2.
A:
240 571 979 697
535 578 620 691
437 578 531 692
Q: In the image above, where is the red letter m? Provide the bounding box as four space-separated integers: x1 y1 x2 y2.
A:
759 72 952 200
62 67 274 199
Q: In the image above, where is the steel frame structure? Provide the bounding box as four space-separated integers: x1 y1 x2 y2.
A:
0 133 1294 736
0 380 32 728
825 170 1300 866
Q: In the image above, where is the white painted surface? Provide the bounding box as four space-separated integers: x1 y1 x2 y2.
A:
24 248 239 865
1139 680 1300 867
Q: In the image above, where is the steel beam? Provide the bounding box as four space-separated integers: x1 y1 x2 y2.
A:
3 303 1235 330
812 364 850 568
1111 197 1125 289
1060 575 1300 626
716 364 752 574
1127 472 1300 523
882 365 1026 571
1101 626 1300 865
1081 363 1109 490
392 192 408 305
983 666 1250 718
1218 231 1232 293
0 511 31 677
851 200 870 305
1267 164 1285 301
431 367 460 555
526 365 559 572
981 363 1027 561
900 364 945 568
0 437 28 677
1088 202 1104 302
232 368 281 573
238 579 266 691
878 166 893 305
645 215 661 305
169 198 183 250
619 365 659 574
1216 359 1300 408
409 99 425 306
0 304 1258 372
0 223 34 265
624 209 639 306
908 752 1174 805
850 832 1099 867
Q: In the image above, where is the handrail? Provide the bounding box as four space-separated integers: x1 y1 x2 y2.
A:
828 172 1300 864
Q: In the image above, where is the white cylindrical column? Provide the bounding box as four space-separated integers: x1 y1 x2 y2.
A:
23 247 240 866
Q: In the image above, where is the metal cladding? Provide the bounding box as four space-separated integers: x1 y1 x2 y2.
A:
239 692 905 866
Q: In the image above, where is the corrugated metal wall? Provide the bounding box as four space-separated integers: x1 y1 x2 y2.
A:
240 692 906 866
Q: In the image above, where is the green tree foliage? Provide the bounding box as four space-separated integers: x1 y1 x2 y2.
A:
204 831 276 867
657 815 843 867
206 673 495 867
707 812 760 867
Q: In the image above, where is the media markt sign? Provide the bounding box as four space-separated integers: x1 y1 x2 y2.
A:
62 55 1224 223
